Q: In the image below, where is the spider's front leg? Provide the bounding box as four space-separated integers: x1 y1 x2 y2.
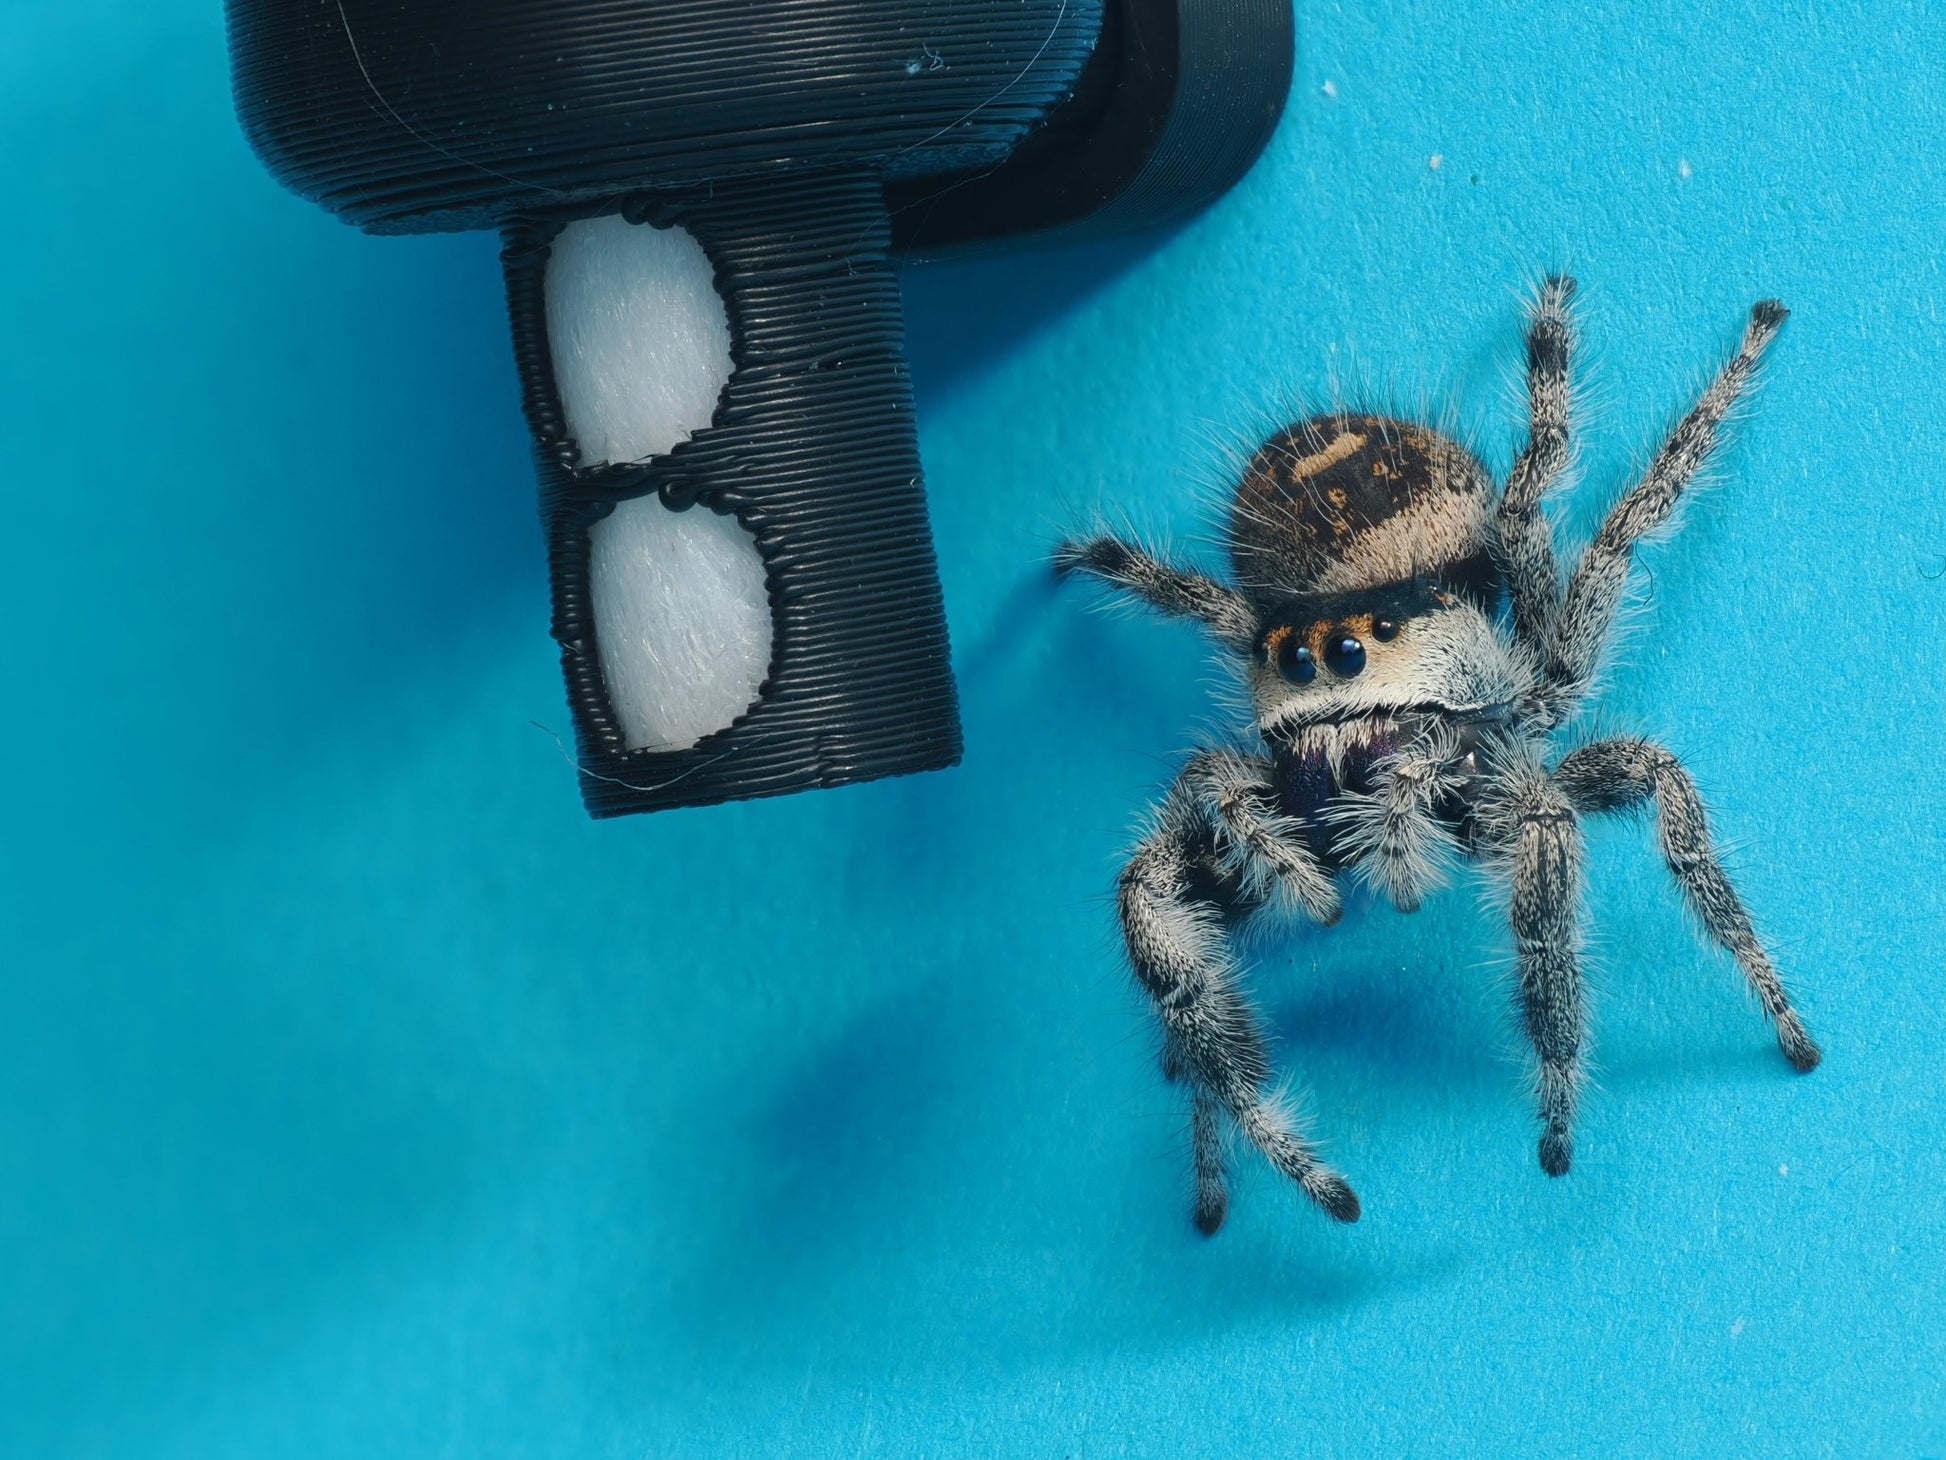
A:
1120 753 1358 1232
1555 736 1821 1071
1538 300 1788 724
1482 744 1588 1176
1053 533 1258 653
1494 274 1577 654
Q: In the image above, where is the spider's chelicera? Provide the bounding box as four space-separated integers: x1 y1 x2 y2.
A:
1055 280 1818 1234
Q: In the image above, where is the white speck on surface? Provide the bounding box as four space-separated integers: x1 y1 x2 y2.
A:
1679 157 1694 178
1731 1318 1746 1338
1780 1163 1789 1176
1322 78 1337 97
1429 153 1443 170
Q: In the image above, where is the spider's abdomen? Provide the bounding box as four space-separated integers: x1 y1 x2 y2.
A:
1229 413 1499 606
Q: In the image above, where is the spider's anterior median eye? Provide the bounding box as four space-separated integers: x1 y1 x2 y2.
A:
1276 637 1316 684
1325 632 1366 676
1372 617 1400 643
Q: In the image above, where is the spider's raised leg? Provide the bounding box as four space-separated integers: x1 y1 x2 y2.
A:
1555 736 1821 1071
1485 746 1588 1176
1537 300 1788 725
1054 533 1258 654
1120 800 1359 1229
1494 275 1577 653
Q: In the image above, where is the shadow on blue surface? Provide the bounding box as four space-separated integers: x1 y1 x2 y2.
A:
6 2 1946 1456
904 231 1165 401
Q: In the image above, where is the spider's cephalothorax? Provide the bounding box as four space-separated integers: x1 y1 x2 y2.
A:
1055 282 1819 1234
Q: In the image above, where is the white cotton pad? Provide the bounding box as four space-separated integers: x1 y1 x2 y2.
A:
588 496 772 751
545 214 767 750
544 213 732 466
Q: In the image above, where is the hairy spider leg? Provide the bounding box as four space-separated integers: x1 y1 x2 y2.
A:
1120 817 1360 1229
1555 735 1821 1071
1160 1035 1231 1235
1540 301 1789 724
1495 274 1577 654
1486 747 1590 1175
1053 535 1259 653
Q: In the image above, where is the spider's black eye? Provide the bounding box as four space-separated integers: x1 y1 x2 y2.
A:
1372 617 1401 643
1325 632 1366 677
1276 637 1316 685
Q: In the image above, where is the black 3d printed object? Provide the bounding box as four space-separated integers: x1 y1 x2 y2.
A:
226 0 1294 815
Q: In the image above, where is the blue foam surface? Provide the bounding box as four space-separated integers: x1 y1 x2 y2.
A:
4 3 1944 1455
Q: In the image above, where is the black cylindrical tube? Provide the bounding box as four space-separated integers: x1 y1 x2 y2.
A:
225 0 1293 817
505 172 959 815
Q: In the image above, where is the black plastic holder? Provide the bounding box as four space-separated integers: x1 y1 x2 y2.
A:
505 173 959 816
226 0 1294 817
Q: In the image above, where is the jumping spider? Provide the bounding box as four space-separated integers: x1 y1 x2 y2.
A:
1055 280 1819 1234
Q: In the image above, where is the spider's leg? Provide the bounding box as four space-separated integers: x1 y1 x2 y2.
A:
1494 274 1576 654
1162 1033 1230 1236
1555 736 1820 1071
1054 533 1258 653
1538 300 1788 724
1189 1079 1230 1236
1486 748 1588 1176
1119 827 1360 1227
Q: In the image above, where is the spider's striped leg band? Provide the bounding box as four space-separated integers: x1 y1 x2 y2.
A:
1119 835 1360 1229
1555 736 1821 1072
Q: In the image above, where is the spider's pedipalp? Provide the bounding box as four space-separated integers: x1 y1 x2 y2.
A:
1177 747 1342 925
1322 728 1466 913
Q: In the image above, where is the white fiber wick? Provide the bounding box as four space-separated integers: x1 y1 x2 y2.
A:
587 496 771 750
545 213 769 751
544 213 732 466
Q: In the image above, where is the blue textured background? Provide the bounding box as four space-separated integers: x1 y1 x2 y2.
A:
5 3 1943 1455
